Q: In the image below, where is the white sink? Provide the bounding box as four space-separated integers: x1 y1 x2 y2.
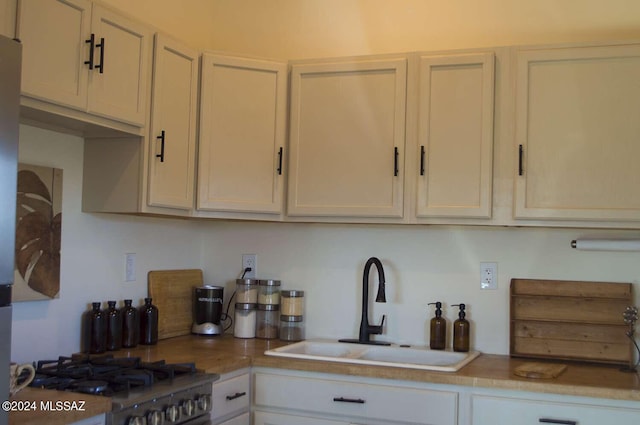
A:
265 339 480 372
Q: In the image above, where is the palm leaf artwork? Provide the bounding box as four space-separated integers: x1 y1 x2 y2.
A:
15 166 62 299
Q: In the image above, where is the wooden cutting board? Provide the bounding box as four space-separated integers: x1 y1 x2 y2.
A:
510 279 633 366
513 362 568 379
148 269 203 339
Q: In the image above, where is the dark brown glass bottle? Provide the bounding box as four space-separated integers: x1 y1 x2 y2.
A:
139 297 158 345
428 302 446 350
88 302 106 354
452 304 470 352
121 299 139 348
105 300 122 351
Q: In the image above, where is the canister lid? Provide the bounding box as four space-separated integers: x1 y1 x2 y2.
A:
258 279 281 286
235 303 257 310
280 314 304 322
257 303 280 311
281 290 304 297
236 278 259 286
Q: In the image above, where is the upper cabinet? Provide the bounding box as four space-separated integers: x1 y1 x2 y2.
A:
514 44 640 223
287 58 407 219
0 0 16 38
415 52 495 219
82 33 198 216
17 0 151 129
197 54 287 215
147 34 199 210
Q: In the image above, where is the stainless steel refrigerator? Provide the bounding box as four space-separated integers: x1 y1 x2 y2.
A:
0 34 21 425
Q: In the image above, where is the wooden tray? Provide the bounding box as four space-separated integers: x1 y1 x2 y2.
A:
513 362 568 379
510 279 633 365
148 269 203 339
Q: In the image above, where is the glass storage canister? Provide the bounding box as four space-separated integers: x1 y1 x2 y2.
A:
234 303 257 338
256 304 279 339
280 315 305 342
258 279 281 305
235 279 259 304
280 290 304 316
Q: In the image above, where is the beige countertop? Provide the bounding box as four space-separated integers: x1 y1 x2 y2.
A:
10 334 640 424
123 334 640 402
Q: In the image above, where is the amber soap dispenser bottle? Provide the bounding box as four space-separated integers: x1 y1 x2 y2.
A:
452 303 470 352
428 302 446 350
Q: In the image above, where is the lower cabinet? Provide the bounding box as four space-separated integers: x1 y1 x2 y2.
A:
470 393 640 425
252 368 640 425
220 412 250 425
212 369 251 425
254 411 349 425
253 369 458 425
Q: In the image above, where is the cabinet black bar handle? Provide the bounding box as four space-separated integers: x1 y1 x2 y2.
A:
84 34 95 69
333 397 365 404
95 37 105 74
539 419 577 425
226 392 246 401
394 147 399 177
518 144 524 176
156 130 165 162
277 147 283 175
420 145 425 176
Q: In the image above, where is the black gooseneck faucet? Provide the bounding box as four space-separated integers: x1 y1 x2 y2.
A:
339 257 391 345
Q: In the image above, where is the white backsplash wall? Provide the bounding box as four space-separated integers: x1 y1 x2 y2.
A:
200 220 640 355
11 125 203 363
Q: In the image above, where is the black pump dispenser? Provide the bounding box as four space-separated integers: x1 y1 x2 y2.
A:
428 302 446 350
452 303 470 352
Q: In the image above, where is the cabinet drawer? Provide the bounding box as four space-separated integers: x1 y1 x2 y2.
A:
255 372 457 425
472 395 640 425
218 411 250 425
212 374 250 421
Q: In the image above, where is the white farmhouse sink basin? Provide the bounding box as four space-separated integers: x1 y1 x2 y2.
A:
264 340 480 372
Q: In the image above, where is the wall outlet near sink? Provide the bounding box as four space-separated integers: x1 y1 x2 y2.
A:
242 254 257 278
480 262 497 290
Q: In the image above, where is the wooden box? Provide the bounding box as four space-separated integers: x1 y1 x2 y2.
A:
510 279 633 365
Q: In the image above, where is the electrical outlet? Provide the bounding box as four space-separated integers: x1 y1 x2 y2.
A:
480 262 497 290
125 253 136 282
242 254 257 278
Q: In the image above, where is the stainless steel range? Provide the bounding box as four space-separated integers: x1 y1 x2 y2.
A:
31 354 219 425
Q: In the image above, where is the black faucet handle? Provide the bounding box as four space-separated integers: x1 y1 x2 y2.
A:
369 315 386 335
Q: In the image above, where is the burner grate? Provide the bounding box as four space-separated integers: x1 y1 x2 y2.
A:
30 354 197 396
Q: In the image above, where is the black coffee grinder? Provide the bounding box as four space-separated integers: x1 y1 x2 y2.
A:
192 285 224 335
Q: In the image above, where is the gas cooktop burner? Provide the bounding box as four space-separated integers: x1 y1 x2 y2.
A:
30 354 219 425
30 354 198 397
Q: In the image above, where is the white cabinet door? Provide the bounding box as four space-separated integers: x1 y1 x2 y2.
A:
18 0 91 110
147 34 198 210
416 52 494 219
17 0 151 127
87 4 151 126
471 394 640 425
218 412 249 425
198 54 287 214
1 0 16 38
211 372 250 423
287 58 407 218
514 44 640 222
254 371 457 425
254 411 349 425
